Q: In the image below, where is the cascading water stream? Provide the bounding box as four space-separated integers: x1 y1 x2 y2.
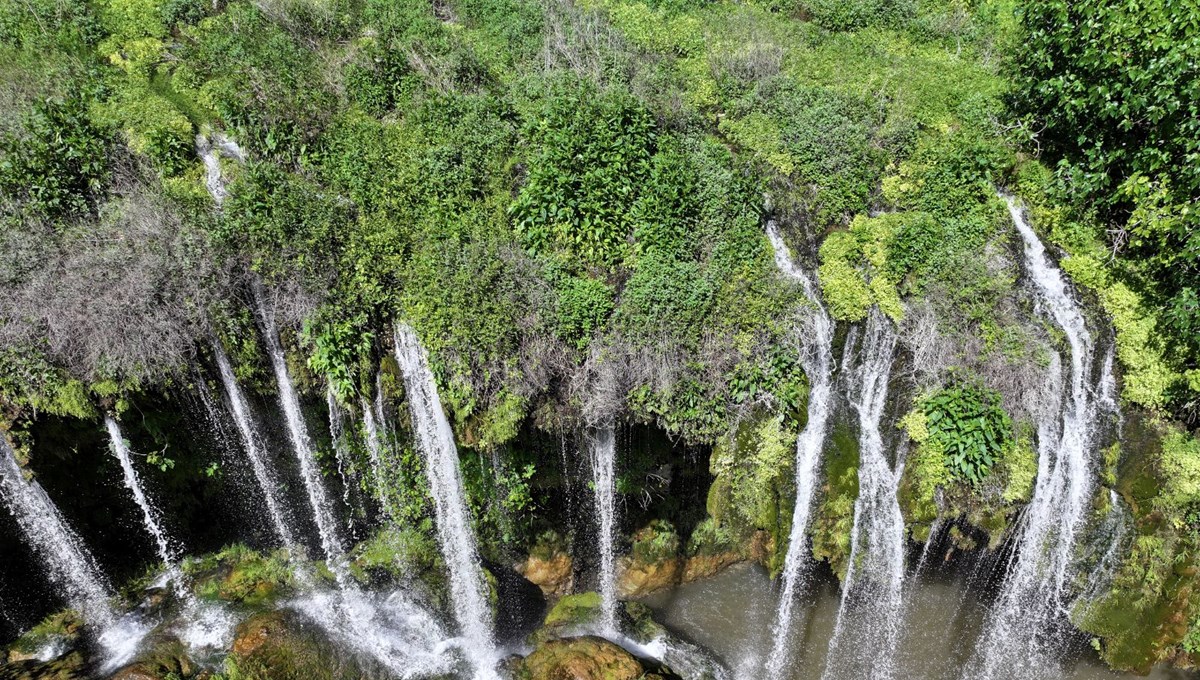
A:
103 416 179 573
966 195 1111 679
822 309 906 680
254 288 347 581
763 221 837 679
196 132 246 207
393 323 499 679
0 437 115 628
589 426 620 636
326 386 361 538
249 299 459 677
213 343 299 549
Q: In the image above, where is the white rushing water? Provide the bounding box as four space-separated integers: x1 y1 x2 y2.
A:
104 416 179 571
764 221 838 679
393 323 499 679
255 288 347 580
589 426 620 636
0 437 115 627
822 309 906 680
966 195 1111 678
196 132 246 207
213 343 300 549
326 386 361 537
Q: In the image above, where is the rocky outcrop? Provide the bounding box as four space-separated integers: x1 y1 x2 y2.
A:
518 551 573 599
109 638 198 680
617 555 682 598
0 652 86 680
228 610 369 680
516 637 652 680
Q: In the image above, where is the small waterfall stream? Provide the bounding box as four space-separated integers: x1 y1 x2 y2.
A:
393 323 499 678
213 343 299 549
0 438 115 628
967 195 1112 678
822 310 906 680
764 221 837 678
589 426 620 635
254 288 347 579
103 416 179 571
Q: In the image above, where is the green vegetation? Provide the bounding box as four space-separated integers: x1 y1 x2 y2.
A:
0 0 1198 671
923 386 1012 485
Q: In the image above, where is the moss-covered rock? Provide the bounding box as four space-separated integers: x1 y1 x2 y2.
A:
228 610 370 680
811 422 859 580
518 531 573 598
109 638 197 680
185 545 295 606
0 651 87 680
513 636 651 680
618 521 683 597
3 611 81 665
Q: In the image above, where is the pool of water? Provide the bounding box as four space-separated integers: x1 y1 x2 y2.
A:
641 563 1196 680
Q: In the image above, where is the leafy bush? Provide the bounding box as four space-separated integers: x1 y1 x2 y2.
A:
617 253 714 341
509 79 657 270
0 96 111 218
1011 0 1200 365
556 275 614 350
798 0 916 32
922 385 1011 485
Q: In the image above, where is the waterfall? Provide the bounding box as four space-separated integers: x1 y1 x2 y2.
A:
966 195 1110 678
104 416 179 571
213 342 299 549
822 310 906 680
393 323 499 678
362 373 401 524
196 132 246 207
254 289 347 579
589 426 620 635
763 221 837 679
326 386 361 537
0 437 115 627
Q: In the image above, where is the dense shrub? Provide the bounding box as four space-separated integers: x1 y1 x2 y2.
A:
922 385 1011 485
510 79 657 270
1011 0 1200 366
0 96 111 219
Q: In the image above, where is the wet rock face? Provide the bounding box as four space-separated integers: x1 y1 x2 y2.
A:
229 610 369 680
519 552 573 599
0 651 86 680
516 636 653 680
617 556 682 598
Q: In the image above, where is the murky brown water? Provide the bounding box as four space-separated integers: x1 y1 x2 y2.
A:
641 563 1196 680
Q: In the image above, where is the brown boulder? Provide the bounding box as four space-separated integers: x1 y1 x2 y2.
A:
682 552 742 583
617 556 682 598
519 552 573 598
519 636 648 680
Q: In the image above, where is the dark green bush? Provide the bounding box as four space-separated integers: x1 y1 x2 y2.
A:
923 385 1012 485
556 275 615 351
509 79 657 270
0 96 111 219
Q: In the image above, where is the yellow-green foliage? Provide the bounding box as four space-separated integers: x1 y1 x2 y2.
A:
999 427 1037 504
897 408 949 528
718 112 793 176
710 413 797 532
97 0 169 42
1157 429 1200 521
817 214 905 322
1060 254 1180 410
598 1 704 56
